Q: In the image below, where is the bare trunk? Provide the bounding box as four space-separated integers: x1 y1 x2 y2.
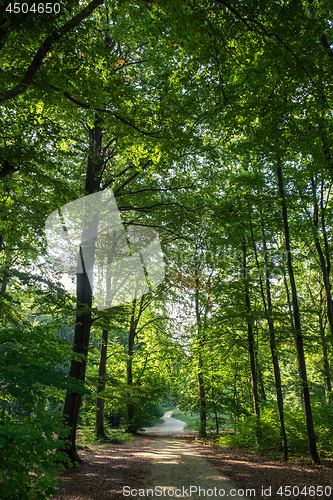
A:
233 361 238 432
251 218 288 461
311 178 333 350
277 163 320 465
242 239 260 441
62 116 103 463
211 385 219 434
319 312 332 403
95 328 108 438
257 365 267 401
195 269 207 438
283 276 295 330
197 364 206 437
126 299 137 433
318 288 332 403
95 251 114 438
62 271 93 463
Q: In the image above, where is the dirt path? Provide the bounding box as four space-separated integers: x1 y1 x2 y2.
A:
139 412 245 499
52 414 333 499
143 410 186 434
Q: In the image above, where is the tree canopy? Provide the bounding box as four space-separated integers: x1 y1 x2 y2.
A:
1 0 333 496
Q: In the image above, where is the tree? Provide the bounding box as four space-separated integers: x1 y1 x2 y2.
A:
276 161 320 464
251 212 289 461
0 1 105 104
242 238 261 441
2 1 333 489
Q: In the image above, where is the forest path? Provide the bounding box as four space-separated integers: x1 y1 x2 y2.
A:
51 413 246 499
139 412 245 499
143 410 187 435
50 415 333 500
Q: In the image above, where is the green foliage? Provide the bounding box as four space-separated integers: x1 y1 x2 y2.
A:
0 0 333 477
0 319 84 498
310 401 333 457
129 401 165 431
107 430 134 444
212 400 333 460
171 410 200 432
77 428 133 445
0 413 69 500
151 403 165 419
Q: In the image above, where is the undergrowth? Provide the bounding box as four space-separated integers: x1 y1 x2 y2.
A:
77 428 133 445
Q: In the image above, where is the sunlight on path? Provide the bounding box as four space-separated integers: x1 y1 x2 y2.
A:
138 413 246 499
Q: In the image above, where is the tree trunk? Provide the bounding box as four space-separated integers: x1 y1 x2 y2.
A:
211 384 219 434
95 248 114 439
95 328 108 438
62 272 92 463
277 163 320 465
197 366 206 437
0 184 13 309
242 239 260 443
257 367 267 401
317 287 332 403
195 269 207 438
62 116 103 463
319 310 332 403
311 177 333 350
251 218 288 461
233 361 238 432
126 298 137 433
283 276 295 330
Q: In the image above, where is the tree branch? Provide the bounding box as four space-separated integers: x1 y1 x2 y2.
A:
0 0 105 103
215 0 331 108
61 92 164 138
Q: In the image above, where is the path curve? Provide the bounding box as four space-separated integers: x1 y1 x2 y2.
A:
143 410 187 435
139 413 245 499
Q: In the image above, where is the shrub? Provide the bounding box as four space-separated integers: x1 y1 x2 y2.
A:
0 413 69 499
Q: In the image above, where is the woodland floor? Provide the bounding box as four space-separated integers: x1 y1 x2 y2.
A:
51 416 333 500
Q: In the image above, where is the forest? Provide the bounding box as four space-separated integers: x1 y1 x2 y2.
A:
0 0 333 498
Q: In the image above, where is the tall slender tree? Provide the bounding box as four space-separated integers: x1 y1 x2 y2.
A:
276 161 320 465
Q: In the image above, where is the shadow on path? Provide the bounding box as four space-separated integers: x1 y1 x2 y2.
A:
141 412 245 499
